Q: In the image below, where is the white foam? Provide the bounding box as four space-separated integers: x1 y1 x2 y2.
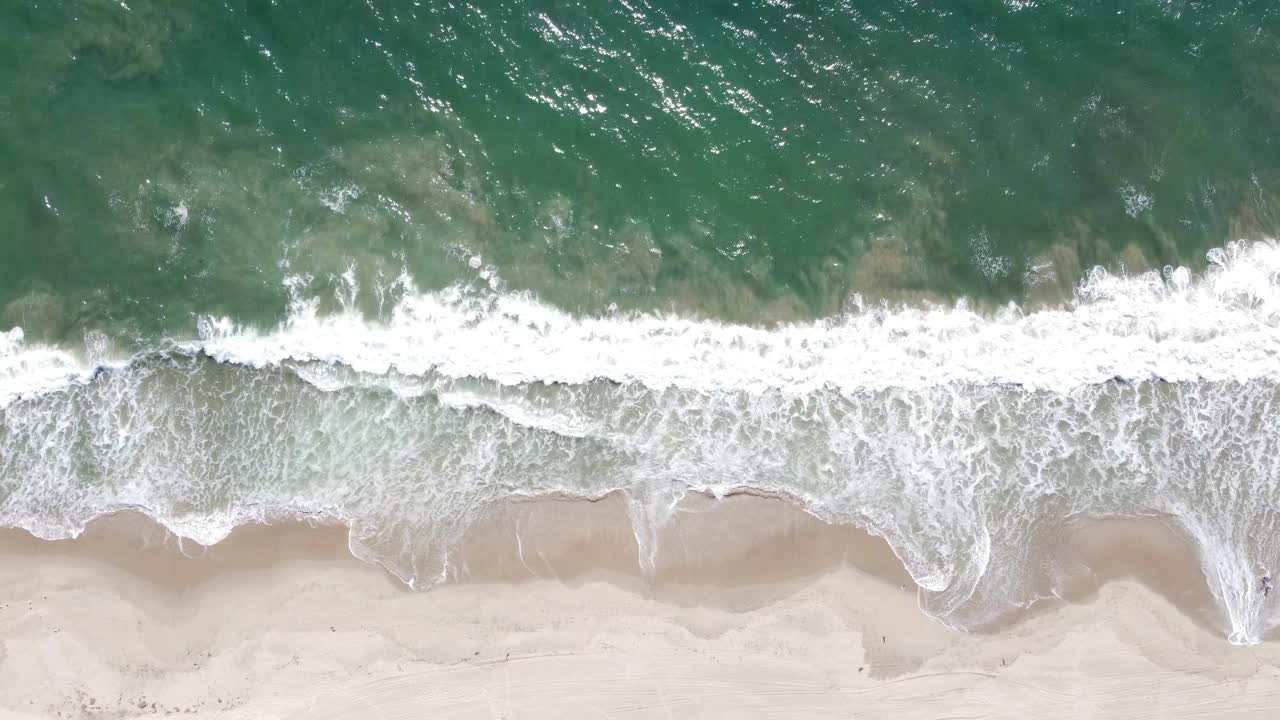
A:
5 242 1279 409
186 240 1280 394
0 328 102 409
436 389 593 438
1121 181 1154 217
969 231 1012 280
319 184 362 214
6 243 1280 644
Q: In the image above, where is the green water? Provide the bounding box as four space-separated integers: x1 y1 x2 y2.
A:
3 0 1280 340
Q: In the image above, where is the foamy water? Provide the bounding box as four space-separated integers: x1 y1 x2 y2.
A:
190 242 1280 392
3 241 1280 643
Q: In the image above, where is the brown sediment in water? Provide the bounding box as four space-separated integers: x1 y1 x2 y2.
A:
974 514 1225 638
450 491 917 612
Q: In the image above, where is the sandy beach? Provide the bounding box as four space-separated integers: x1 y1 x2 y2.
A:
2 495 1279 719
8 1 1280 717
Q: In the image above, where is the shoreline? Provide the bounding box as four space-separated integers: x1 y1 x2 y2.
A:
3 496 1280 717
5 489 1231 628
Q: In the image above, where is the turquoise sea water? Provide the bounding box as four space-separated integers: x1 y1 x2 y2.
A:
4 1 1280 642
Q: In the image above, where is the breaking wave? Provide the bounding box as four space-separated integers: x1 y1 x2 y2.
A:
3 241 1280 644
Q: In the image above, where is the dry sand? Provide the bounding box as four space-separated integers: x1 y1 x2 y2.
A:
2 494 1279 719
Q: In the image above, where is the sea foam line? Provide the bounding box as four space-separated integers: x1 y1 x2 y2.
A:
189 240 1280 393
2 241 1279 409
0 328 106 409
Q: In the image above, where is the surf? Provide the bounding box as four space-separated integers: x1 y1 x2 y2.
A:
2 241 1280 644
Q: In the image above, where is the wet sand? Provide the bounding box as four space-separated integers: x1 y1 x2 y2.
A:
2 494 1279 718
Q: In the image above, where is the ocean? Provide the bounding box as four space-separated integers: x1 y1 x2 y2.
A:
3 0 1280 643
